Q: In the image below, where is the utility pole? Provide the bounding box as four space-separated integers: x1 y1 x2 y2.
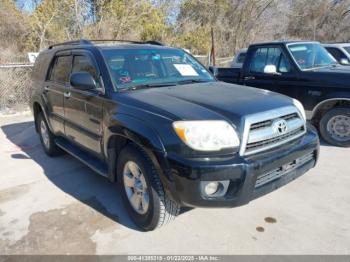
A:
210 27 216 66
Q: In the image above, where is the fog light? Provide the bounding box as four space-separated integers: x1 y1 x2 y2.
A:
205 182 219 195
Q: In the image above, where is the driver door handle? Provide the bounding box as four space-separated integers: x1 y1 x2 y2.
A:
244 76 255 80
64 92 71 98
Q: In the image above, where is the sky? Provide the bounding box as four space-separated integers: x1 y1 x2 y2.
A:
15 0 39 13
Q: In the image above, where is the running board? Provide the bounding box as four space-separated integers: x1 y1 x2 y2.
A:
55 137 108 178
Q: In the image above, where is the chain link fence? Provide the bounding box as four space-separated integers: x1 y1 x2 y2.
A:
0 67 32 113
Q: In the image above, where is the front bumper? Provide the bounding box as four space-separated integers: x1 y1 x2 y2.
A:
162 126 320 208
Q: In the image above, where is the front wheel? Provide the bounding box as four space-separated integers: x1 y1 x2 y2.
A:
319 107 350 147
37 113 62 156
117 144 180 231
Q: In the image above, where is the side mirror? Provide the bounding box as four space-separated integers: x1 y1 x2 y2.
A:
70 72 96 91
340 58 350 65
264 65 280 75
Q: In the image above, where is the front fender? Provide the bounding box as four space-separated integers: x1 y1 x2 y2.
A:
311 94 350 118
103 114 177 197
104 113 166 158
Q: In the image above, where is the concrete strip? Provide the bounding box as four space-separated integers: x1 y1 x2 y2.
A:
0 115 349 254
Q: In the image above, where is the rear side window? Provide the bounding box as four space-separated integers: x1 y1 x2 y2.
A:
236 53 246 64
48 56 71 84
32 55 45 81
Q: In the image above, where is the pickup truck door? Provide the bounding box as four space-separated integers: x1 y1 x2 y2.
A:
42 52 72 136
243 46 304 101
242 46 278 92
268 49 301 100
274 46 320 115
64 51 104 156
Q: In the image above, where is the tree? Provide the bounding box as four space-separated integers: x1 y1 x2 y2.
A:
83 0 170 41
287 0 350 42
27 0 91 50
0 0 29 51
175 0 275 56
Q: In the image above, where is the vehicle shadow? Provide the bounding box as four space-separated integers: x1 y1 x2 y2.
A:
1 120 191 231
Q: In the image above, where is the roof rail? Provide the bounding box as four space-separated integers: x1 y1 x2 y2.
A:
88 39 164 46
48 39 164 49
48 39 91 49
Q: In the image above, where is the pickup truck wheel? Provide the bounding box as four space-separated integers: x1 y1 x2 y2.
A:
117 144 180 231
37 113 62 156
319 107 350 147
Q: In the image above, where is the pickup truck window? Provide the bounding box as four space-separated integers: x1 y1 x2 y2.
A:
102 48 214 90
287 43 337 70
250 47 291 73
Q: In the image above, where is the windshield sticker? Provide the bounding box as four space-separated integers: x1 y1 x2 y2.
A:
174 64 199 76
119 76 131 83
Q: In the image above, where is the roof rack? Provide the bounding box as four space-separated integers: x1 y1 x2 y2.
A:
48 39 91 49
48 39 164 49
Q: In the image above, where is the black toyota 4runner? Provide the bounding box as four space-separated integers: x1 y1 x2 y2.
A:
30 39 319 231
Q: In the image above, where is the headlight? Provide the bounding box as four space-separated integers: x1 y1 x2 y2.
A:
172 120 240 151
292 99 306 120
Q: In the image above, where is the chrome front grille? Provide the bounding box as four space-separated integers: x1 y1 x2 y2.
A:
240 106 306 156
250 113 299 131
255 151 315 188
246 126 305 151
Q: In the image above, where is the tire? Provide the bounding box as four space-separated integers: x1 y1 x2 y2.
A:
37 113 62 156
319 107 350 147
117 144 180 231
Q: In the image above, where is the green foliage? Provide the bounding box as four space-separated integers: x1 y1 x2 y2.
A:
174 27 210 55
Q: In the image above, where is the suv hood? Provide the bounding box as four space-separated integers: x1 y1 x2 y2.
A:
118 82 294 125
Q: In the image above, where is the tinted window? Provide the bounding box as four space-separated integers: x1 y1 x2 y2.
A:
33 54 47 81
326 47 347 61
250 48 268 73
236 53 246 64
344 46 350 55
102 48 214 90
250 47 291 73
50 56 71 83
72 55 99 82
279 55 292 73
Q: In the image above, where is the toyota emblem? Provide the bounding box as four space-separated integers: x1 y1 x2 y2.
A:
273 119 288 134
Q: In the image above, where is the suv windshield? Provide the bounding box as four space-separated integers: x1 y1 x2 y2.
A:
102 48 214 90
287 43 337 70
344 46 350 55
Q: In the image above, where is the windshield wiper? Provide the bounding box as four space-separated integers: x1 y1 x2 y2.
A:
176 79 212 85
129 82 177 90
